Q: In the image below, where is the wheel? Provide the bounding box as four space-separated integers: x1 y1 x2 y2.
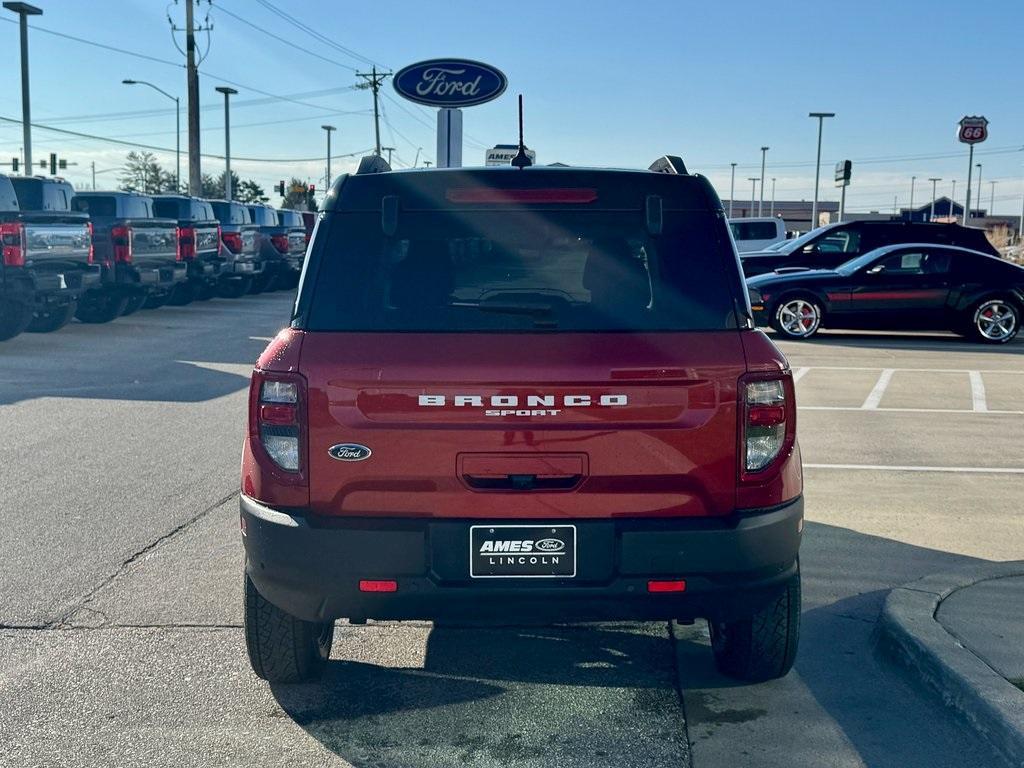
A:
194 280 216 301
120 292 147 317
968 298 1019 344
75 292 128 324
709 566 801 683
244 572 333 683
28 301 77 333
0 300 33 341
250 271 276 294
218 276 253 299
771 296 823 340
143 290 171 310
167 281 195 306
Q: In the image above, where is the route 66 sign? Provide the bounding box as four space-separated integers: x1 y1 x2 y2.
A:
958 116 989 144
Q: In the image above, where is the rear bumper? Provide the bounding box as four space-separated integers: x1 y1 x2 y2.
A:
222 257 262 276
30 265 102 300
241 495 803 624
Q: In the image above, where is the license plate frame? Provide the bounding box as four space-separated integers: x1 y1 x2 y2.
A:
469 524 577 579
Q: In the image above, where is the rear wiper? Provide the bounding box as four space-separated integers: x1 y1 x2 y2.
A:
452 300 559 328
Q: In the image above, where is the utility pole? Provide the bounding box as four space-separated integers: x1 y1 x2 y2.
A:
928 178 942 221
728 162 736 218
950 180 956 220
809 112 835 230
4 3 42 176
989 180 997 215
758 147 769 216
770 177 776 217
356 66 392 156
169 1 211 195
909 176 916 218
321 125 336 188
215 86 236 199
91 161 95 189
747 177 759 214
382 146 395 165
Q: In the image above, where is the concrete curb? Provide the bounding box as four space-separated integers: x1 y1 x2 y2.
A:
877 560 1024 766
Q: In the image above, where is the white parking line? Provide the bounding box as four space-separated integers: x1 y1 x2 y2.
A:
805 463 1024 474
797 365 1024 375
969 371 988 412
800 406 1023 415
860 369 895 410
792 367 809 383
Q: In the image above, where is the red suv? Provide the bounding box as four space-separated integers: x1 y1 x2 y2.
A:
240 156 803 684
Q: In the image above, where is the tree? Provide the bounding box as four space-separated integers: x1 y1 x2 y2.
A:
119 151 177 195
200 173 220 199
236 179 268 203
281 177 316 212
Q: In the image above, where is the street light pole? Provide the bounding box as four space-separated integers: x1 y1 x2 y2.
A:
321 125 336 188
758 147 768 216
951 180 957 220
4 3 42 175
770 177 776 217
809 112 835 230
975 163 983 217
989 180 997 215
729 162 736 218
214 86 237 199
123 79 181 190
382 146 396 166
909 176 916 218
748 177 759 215
413 147 422 168
928 178 942 221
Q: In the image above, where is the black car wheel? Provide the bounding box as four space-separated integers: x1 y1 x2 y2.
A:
218 276 253 299
969 298 1019 344
250 271 276 294
143 290 171 310
120 292 148 317
167 281 196 306
771 297 822 340
1 300 36 340
76 292 128 324
28 301 77 333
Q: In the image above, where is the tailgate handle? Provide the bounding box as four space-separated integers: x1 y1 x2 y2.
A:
463 473 582 491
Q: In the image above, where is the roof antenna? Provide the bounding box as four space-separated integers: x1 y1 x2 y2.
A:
511 94 533 169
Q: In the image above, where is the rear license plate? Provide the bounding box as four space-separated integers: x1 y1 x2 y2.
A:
470 525 576 578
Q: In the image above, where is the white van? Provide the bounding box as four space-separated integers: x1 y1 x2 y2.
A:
728 217 786 252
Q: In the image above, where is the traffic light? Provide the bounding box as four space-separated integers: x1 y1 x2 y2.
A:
49 153 57 175
58 159 67 170
11 158 17 172
275 180 285 196
307 184 316 210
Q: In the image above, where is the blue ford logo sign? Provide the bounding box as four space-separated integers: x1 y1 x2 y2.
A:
393 59 507 108
534 538 565 553
328 444 372 462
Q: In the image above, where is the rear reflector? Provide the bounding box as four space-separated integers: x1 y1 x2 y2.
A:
647 580 686 593
359 580 398 593
445 188 598 204
259 403 297 425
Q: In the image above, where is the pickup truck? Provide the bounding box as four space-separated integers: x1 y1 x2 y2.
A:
71 192 184 316
246 204 305 292
0 175 98 339
152 195 223 304
209 199 262 298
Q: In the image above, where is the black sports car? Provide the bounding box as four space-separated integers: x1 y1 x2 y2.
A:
746 244 1023 344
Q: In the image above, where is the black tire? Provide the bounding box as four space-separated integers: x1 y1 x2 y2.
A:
75 292 128 324
120 292 148 317
0 300 34 341
770 295 823 340
167 281 195 306
218 276 252 299
250 271 276 294
709 566 801 683
28 301 77 333
143 290 171 310
966 298 1020 345
244 572 333 683
194 280 216 301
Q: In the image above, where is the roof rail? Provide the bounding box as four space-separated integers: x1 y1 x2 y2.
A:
648 155 688 175
356 155 392 175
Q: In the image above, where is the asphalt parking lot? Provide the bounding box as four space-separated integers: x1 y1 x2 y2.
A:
0 294 1020 768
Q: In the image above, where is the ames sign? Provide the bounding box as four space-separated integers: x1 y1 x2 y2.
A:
393 59 507 108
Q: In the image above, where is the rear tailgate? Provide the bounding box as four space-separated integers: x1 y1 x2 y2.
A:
287 227 306 256
241 224 259 257
302 332 745 520
128 218 178 266
194 221 220 259
19 213 91 265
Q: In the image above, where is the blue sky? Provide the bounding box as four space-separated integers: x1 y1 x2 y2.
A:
1 0 1022 214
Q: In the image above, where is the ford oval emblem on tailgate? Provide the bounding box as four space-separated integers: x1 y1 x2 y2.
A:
328 444 372 462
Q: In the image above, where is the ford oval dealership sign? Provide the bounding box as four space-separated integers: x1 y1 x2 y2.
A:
393 59 507 108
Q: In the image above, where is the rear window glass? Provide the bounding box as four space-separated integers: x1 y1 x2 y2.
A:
11 179 72 211
730 221 778 241
72 196 116 217
152 199 181 219
249 207 278 226
211 202 248 224
278 210 302 227
304 209 738 332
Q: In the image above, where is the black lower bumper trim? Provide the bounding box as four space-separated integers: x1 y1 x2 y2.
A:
241 496 803 624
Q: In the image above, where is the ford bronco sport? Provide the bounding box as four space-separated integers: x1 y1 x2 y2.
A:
241 155 803 684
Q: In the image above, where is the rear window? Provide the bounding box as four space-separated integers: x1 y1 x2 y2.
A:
152 199 182 219
249 207 278 226
192 202 215 221
72 196 116 217
278 210 302 227
211 201 249 224
730 221 778 241
11 179 72 211
304 208 738 332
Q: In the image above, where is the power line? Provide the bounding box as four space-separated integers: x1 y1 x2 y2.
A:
252 0 382 69
0 16 182 69
0 115 373 163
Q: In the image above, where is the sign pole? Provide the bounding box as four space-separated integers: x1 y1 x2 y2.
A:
963 144 974 226
436 108 463 169
839 184 846 223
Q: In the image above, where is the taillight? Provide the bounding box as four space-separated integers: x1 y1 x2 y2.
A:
270 233 289 254
222 230 243 254
86 221 95 264
0 222 25 267
251 372 305 474
111 225 133 264
741 375 794 476
178 226 196 260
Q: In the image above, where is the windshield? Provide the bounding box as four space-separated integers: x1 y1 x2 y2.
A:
836 249 885 275
771 225 836 254
304 208 739 332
